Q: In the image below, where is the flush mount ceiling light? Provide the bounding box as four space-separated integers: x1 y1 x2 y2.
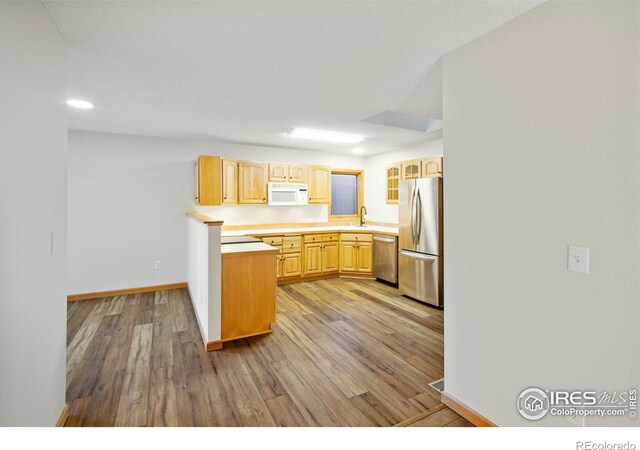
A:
67 99 94 109
288 128 364 144
351 147 364 154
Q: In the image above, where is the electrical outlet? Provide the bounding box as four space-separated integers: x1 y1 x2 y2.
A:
568 245 589 274
155 260 162 270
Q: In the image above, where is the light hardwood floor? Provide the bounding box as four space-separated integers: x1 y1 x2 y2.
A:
65 277 470 427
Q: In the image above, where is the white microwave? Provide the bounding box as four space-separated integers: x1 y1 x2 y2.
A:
268 182 308 206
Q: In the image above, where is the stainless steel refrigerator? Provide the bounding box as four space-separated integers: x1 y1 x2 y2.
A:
398 177 443 307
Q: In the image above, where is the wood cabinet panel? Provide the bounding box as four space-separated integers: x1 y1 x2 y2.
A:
339 241 358 272
356 242 373 273
268 163 289 182
303 234 323 243
282 253 302 277
282 236 302 254
221 158 238 204
401 160 422 180
276 253 283 279
221 251 277 341
322 242 339 272
308 165 331 204
386 163 400 204
262 236 283 246
239 162 268 204
422 157 443 178
196 156 221 206
303 243 322 275
289 164 307 183
340 233 372 242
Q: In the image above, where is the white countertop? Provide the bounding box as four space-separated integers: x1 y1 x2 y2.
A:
221 242 278 254
221 224 399 237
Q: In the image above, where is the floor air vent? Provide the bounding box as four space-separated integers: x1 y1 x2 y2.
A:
429 378 445 393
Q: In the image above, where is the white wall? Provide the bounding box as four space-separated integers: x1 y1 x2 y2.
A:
443 1 640 426
364 132 442 224
0 2 68 426
68 130 364 294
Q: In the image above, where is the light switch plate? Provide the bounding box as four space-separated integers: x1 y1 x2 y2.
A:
568 245 589 274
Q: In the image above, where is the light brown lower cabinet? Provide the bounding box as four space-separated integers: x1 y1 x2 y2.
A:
340 235 373 274
221 249 277 342
281 253 302 277
321 242 339 272
303 242 322 275
256 231 377 283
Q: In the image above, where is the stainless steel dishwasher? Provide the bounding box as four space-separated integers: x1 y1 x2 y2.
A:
373 234 398 284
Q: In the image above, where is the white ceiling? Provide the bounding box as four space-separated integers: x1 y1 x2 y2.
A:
45 1 543 155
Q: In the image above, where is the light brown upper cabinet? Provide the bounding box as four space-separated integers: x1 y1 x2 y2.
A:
239 161 268 204
195 156 238 206
288 164 308 183
401 159 422 180
268 163 289 182
221 158 238 203
422 157 443 178
308 165 331 204
386 163 401 204
268 163 308 183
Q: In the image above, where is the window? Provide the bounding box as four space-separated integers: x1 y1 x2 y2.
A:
330 170 363 218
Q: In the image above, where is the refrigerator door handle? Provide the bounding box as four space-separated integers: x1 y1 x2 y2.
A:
400 249 436 261
410 181 417 244
415 188 423 244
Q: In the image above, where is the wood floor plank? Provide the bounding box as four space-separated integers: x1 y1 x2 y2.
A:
314 334 421 422
211 344 275 426
80 368 126 427
67 314 119 401
270 357 341 427
277 315 367 399
236 339 286 401
66 300 109 385
115 323 153 426
154 289 169 305
272 322 372 426
168 289 188 332
148 367 179 427
407 407 462 427
265 394 309 427
66 299 99 345
105 295 126 316
151 301 174 370
350 392 396 427
102 299 139 371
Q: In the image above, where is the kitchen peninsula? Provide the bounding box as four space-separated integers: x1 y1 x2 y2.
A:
186 213 278 351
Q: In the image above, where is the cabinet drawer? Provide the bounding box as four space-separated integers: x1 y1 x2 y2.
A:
262 236 283 246
303 234 323 243
282 236 301 253
340 233 373 242
322 233 339 242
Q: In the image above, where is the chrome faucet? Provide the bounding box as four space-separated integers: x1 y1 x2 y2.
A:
359 205 367 227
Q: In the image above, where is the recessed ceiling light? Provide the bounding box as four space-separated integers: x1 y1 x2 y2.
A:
288 128 364 144
67 99 94 109
351 148 364 154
